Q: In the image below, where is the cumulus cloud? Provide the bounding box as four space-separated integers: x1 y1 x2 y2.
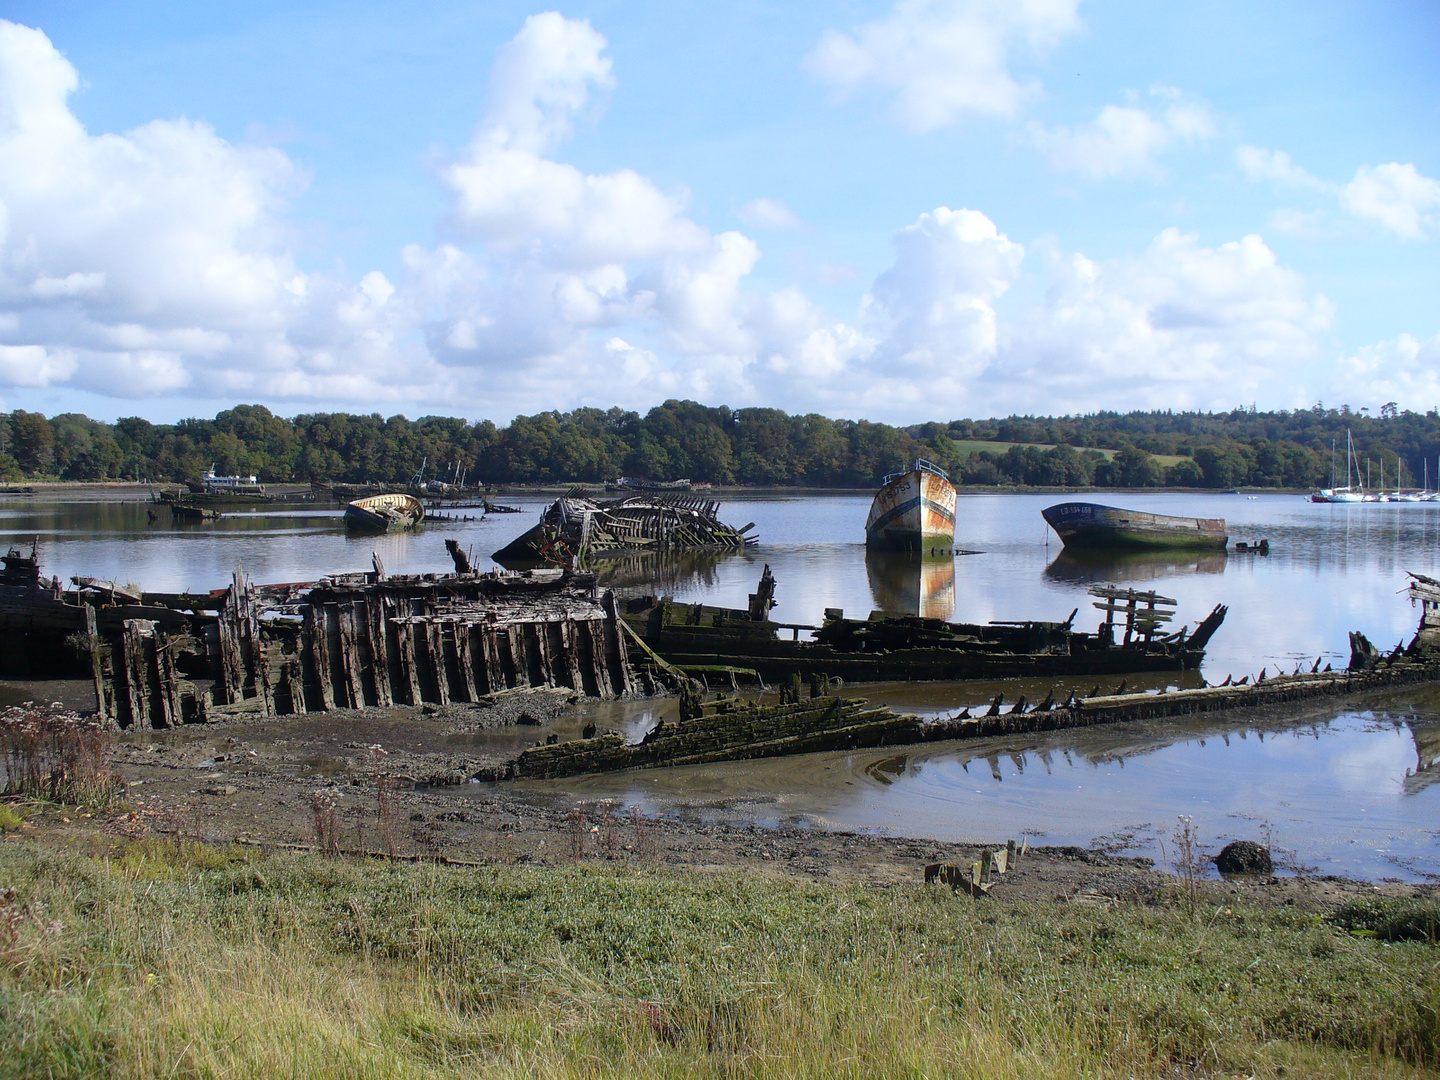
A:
1328 333 1440 408
738 198 801 231
997 229 1332 412
0 19 449 404
806 0 1081 131
1342 163 1440 240
1238 147 1440 241
1031 91 1215 179
423 12 781 410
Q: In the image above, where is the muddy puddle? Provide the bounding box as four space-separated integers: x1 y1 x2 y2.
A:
492 693 1440 883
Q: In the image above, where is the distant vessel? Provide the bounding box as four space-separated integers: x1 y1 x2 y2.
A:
1312 430 1365 503
186 465 266 496
344 493 424 532
864 459 956 552
1042 502 1228 551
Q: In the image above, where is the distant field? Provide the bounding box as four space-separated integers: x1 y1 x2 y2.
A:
946 439 1186 468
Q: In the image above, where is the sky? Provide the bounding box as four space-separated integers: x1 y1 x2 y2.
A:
0 0 1437 425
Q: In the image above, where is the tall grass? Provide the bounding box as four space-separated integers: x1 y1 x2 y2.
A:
0 702 118 804
0 835 1436 1078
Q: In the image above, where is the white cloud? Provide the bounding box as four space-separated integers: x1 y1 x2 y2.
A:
1031 92 1215 179
738 198 801 231
1238 149 1440 241
997 228 1333 412
0 343 74 386
1342 162 1440 240
0 19 448 403
1235 146 1325 190
1329 332 1440 408
739 212 1335 419
806 0 1081 131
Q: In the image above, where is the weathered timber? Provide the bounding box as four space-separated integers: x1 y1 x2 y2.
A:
504 657 1440 781
625 571 1226 685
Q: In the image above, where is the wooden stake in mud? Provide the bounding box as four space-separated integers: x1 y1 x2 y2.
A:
84 603 111 724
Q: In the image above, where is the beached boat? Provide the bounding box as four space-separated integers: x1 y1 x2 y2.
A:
343 493 424 532
1042 502 1228 551
865 459 956 552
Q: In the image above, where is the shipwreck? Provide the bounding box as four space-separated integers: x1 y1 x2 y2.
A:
493 491 755 568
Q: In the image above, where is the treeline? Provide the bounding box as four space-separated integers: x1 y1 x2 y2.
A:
1 400 1438 490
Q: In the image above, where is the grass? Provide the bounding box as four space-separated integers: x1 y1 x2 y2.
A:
946 439 1187 469
0 834 1436 1078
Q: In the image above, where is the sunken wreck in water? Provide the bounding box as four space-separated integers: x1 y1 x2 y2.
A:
493 491 755 568
623 566 1228 685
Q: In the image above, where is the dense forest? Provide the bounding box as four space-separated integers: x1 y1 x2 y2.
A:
2 400 1438 491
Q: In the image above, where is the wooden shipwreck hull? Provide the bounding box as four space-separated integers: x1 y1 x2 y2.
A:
344 493 425 532
493 492 755 568
0 544 634 729
624 568 1226 686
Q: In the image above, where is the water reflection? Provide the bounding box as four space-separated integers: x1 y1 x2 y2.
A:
590 550 739 593
864 550 956 619
1044 547 1228 583
511 709 1440 881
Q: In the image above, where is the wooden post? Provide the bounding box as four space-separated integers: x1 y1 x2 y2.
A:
337 602 365 709
284 657 307 715
509 623 532 688
398 621 422 705
120 620 152 729
364 596 393 708
216 612 244 705
305 604 336 711
454 621 479 702
155 632 183 728
480 627 506 693
84 603 111 724
425 620 451 705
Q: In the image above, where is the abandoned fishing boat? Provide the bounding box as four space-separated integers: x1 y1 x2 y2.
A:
623 567 1227 686
493 492 754 568
865 459 957 552
343 493 425 532
1042 502 1228 551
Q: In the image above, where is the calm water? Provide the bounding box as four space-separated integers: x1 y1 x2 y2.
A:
5 489 1440 879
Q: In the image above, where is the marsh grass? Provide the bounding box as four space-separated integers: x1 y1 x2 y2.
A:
0 835 1436 1079
0 702 119 805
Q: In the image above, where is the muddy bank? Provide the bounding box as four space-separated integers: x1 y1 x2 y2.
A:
84 681 1434 910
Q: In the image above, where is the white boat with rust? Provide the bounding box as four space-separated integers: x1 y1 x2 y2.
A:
864 459 957 552
344 493 425 532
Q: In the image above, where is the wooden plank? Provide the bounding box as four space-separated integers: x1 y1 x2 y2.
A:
577 620 608 700
481 628 506 693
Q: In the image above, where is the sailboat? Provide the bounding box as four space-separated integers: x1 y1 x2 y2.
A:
1312 430 1365 502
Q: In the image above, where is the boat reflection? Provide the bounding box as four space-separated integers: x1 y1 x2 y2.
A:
865 550 955 620
1405 721 1440 796
588 550 744 593
1044 547 1228 584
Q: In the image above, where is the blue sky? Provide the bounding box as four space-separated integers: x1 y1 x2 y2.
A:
0 0 1436 423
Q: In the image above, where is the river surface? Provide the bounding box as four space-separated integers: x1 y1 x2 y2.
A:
4 489 1439 879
